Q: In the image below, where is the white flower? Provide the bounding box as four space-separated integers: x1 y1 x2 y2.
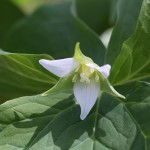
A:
39 43 125 120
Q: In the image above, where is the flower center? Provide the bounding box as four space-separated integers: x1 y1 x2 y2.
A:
72 64 99 83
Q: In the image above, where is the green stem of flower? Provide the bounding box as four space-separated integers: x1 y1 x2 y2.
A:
92 91 102 141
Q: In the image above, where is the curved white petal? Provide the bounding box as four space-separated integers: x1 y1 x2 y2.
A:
73 78 100 120
39 58 79 77
98 64 111 78
86 63 111 78
86 62 98 69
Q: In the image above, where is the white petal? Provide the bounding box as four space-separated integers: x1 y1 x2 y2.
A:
73 78 100 120
39 58 79 77
86 62 98 69
98 64 111 78
86 63 111 78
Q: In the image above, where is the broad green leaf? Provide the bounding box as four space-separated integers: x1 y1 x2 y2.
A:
0 76 148 149
0 0 24 46
144 77 150 82
0 49 57 103
112 81 150 149
75 0 113 34
125 81 150 149
106 0 143 65
3 1 105 65
109 0 150 86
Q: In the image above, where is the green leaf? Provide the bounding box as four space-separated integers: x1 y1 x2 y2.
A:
109 0 150 86
125 81 150 149
0 75 149 149
3 1 105 66
0 0 24 46
0 49 57 103
111 81 150 149
106 0 143 65
1 1 149 149
75 0 112 34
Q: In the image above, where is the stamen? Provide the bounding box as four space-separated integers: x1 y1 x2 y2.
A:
75 66 80 72
80 73 90 83
95 73 99 82
73 63 97 84
90 67 94 73
80 72 85 79
72 74 78 82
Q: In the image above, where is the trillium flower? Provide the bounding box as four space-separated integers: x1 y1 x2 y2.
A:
39 43 125 120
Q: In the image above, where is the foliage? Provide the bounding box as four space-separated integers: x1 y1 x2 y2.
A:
0 0 149 149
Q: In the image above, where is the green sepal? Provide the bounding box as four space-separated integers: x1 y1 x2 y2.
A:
74 42 93 63
98 72 125 99
42 75 74 96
